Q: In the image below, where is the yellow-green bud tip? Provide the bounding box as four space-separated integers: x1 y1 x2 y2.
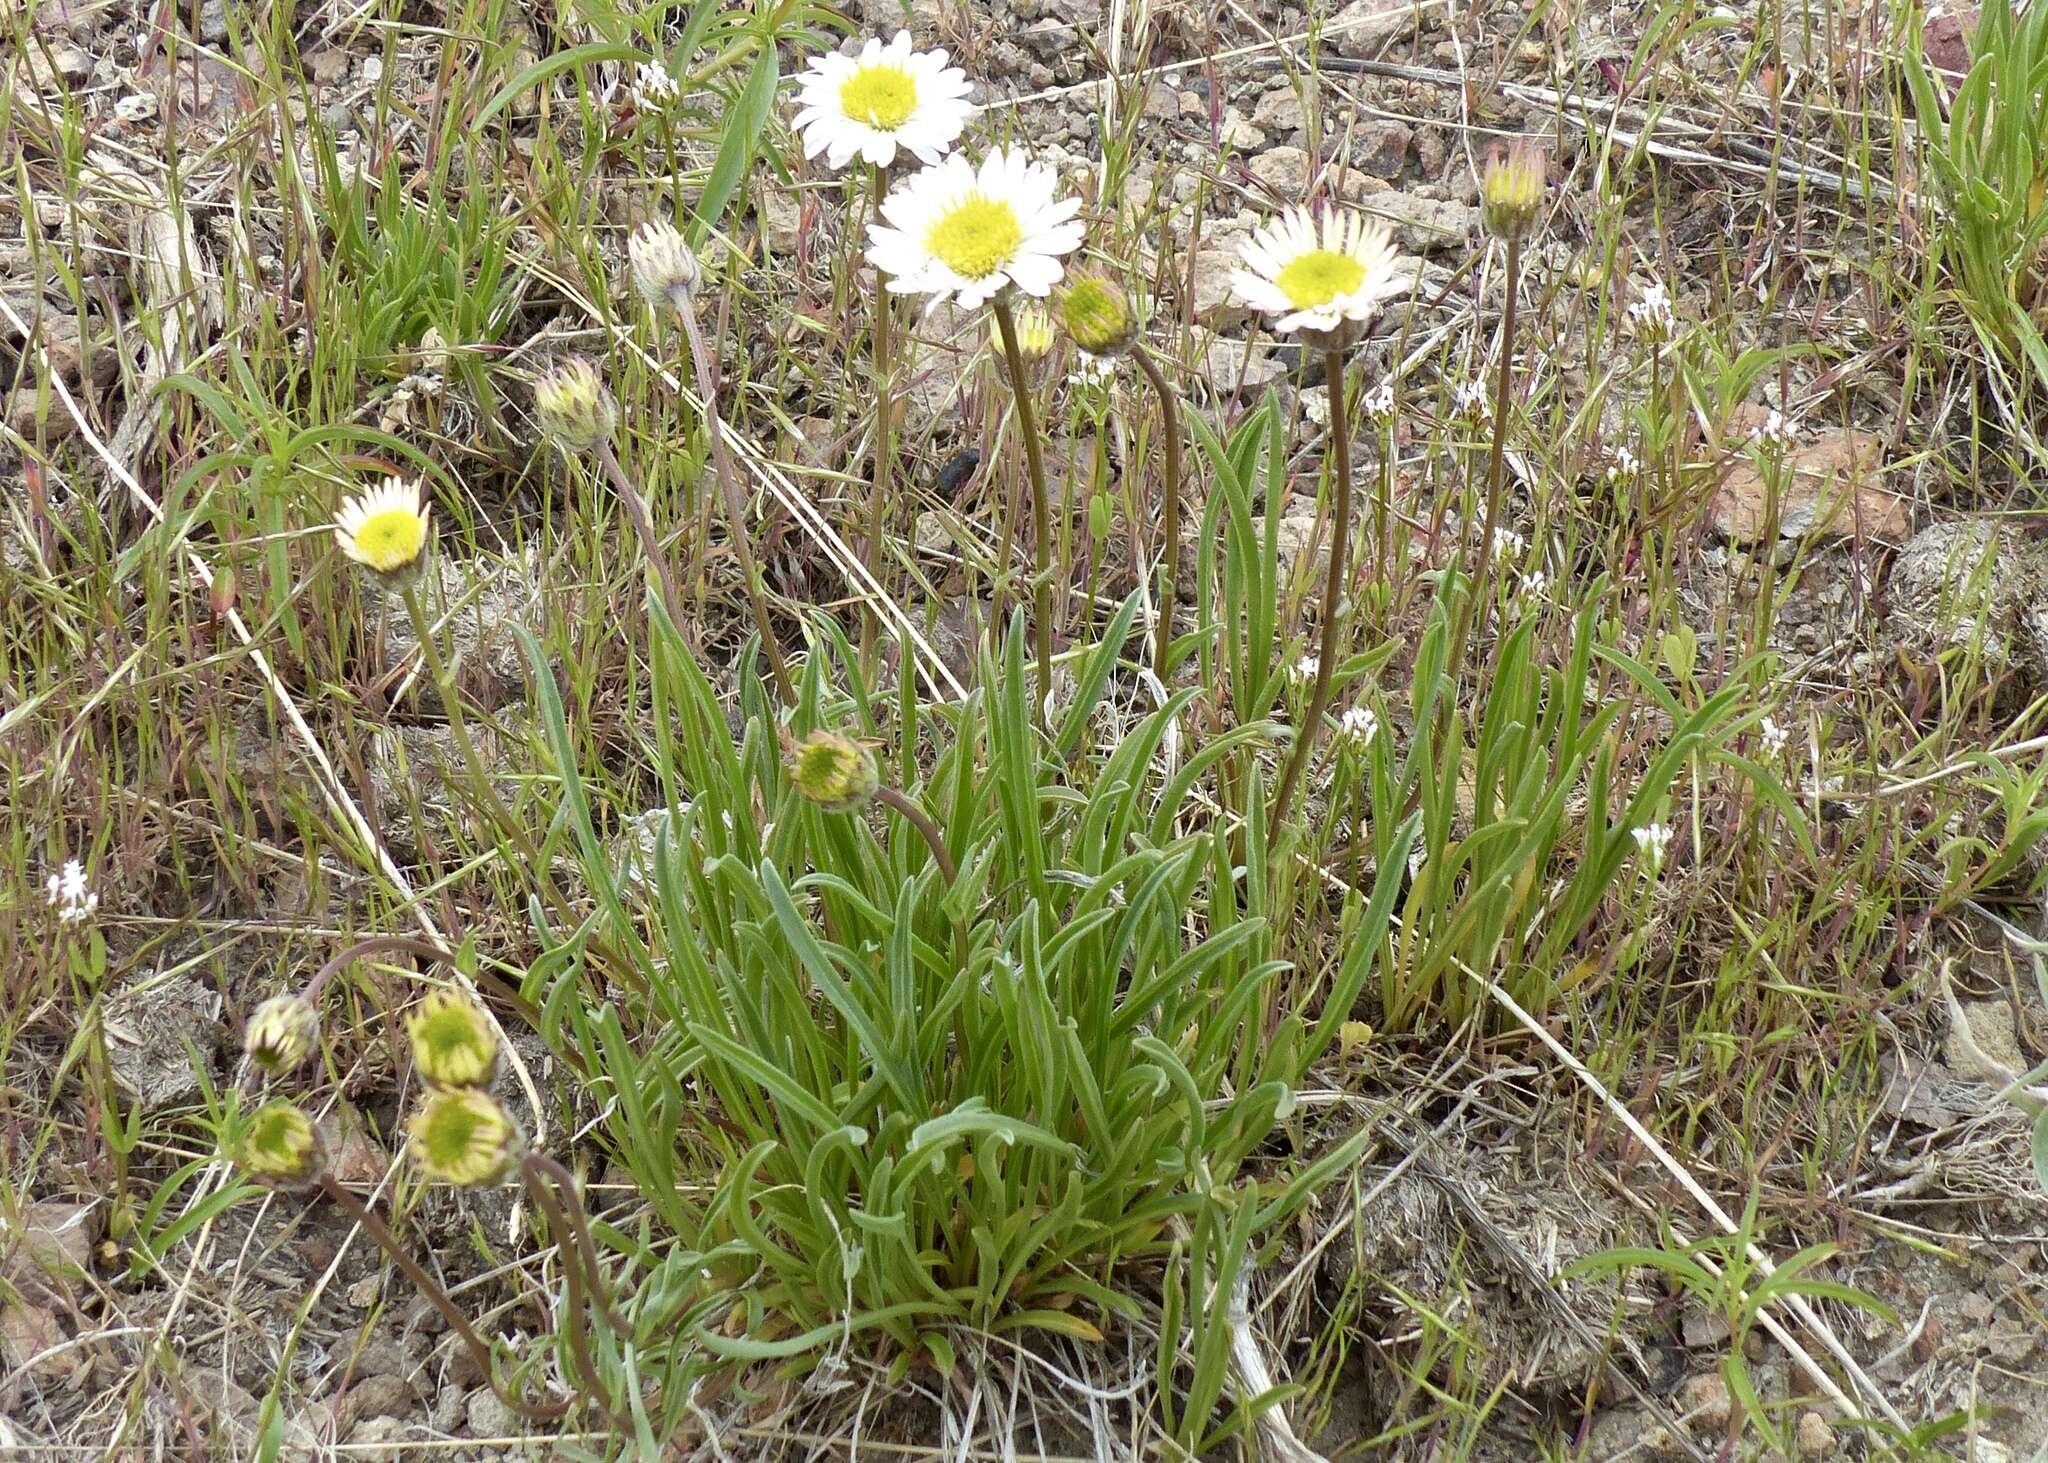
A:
1058 274 1137 357
405 990 501 1090
628 219 701 313
236 1100 323 1189
533 358 617 454
245 993 319 1075
783 730 880 814
1480 141 1547 242
407 1089 524 1187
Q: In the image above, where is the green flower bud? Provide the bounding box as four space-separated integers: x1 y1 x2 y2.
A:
405 990 500 1090
533 358 617 454
783 729 880 814
1058 273 1138 357
245 993 319 1075
236 1100 324 1190
1480 140 1547 242
407 1089 524 1187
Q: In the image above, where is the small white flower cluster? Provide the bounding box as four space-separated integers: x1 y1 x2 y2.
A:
1452 378 1489 417
632 63 679 112
1300 386 1331 427
46 859 98 924
1491 526 1526 556
1751 408 1797 450
1627 280 1674 337
1289 654 1320 685
1068 352 1116 389
1361 380 1396 420
1631 822 1674 870
1339 705 1379 745
1520 569 1549 598
1607 447 1643 481
1759 717 1789 757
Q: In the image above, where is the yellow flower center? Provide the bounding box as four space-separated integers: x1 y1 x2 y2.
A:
840 63 919 129
351 508 427 573
926 195 1023 280
1275 249 1367 310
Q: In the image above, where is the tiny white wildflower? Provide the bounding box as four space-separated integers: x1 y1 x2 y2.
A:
1751 408 1796 450
1631 822 1674 869
1361 379 1395 420
1759 717 1789 757
46 859 98 924
1491 526 1526 556
1520 569 1550 598
1067 351 1116 389
632 63 680 111
1338 705 1379 744
1607 447 1643 481
1289 654 1320 685
1452 377 1488 416
1627 280 1674 337
1301 386 1331 426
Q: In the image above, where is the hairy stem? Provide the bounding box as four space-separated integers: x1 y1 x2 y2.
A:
862 163 895 674
1134 345 1185 686
319 1175 568 1422
594 437 690 641
875 784 958 884
677 305 796 701
1446 232 1522 683
1267 347 1355 852
990 294 1056 724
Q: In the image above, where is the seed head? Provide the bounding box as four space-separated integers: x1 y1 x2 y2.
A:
407 1089 524 1187
628 219 701 314
236 1100 325 1190
1480 140 1547 242
533 358 617 454
245 994 320 1075
783 730 881 814
1057 273 1137 358
405 990 500 1090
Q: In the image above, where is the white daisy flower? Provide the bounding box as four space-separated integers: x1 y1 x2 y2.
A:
46 859 98 924
793 30 974 172
1759 717 1789 757
1631 822 1674 869
1627 280 1674 337
633 63 679 112
334 477 432 578
867 147 1084 310
1231 207 1405 339
1361 379 1396 420
1338 705 1379 744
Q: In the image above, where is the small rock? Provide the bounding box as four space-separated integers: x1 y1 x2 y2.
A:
198 0 228 43
1362 191 1479 252
759 188 801 254
1248 145 1313 198
1710 429 1909 544
1140 83 1179 123
1327 0 1429 55
1199 332 1288 393
1188 249 1250 326
380 551 544 709
1889 519 2048 679
1 1201 98 1301
1945 1000 2024 1081
1676 1371 1732 1431
1217 108 1264 150
0 1300 79 1383
1354 119 1413 178
1253 86 1306 133
348 1417 410 1446
1794 1409 1843 1450
342 1373 413 1427
466 1387 521 1438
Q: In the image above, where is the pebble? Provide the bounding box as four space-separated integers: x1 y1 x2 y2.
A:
1795 1410 1837 1458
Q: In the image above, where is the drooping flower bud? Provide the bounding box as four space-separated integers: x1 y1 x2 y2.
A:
991 302 1055 389
405 990 501 1090
1057 273 1138 358
236 1100 325 1190
628 219 702 314
407 1089 524 1187
533 358 617 454
1479 140 1547 242
245 994 320 1075
783 730 881 813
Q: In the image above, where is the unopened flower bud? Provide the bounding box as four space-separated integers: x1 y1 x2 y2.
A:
783 729 880 813
1480 140 1547 242
245 994 319 1075
992 303 1055 389
236 1100 325 1190
405 990 500 1090
533 358 617 454
407 1089 524 1187
1058 273 1138 357
628 219 701 313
